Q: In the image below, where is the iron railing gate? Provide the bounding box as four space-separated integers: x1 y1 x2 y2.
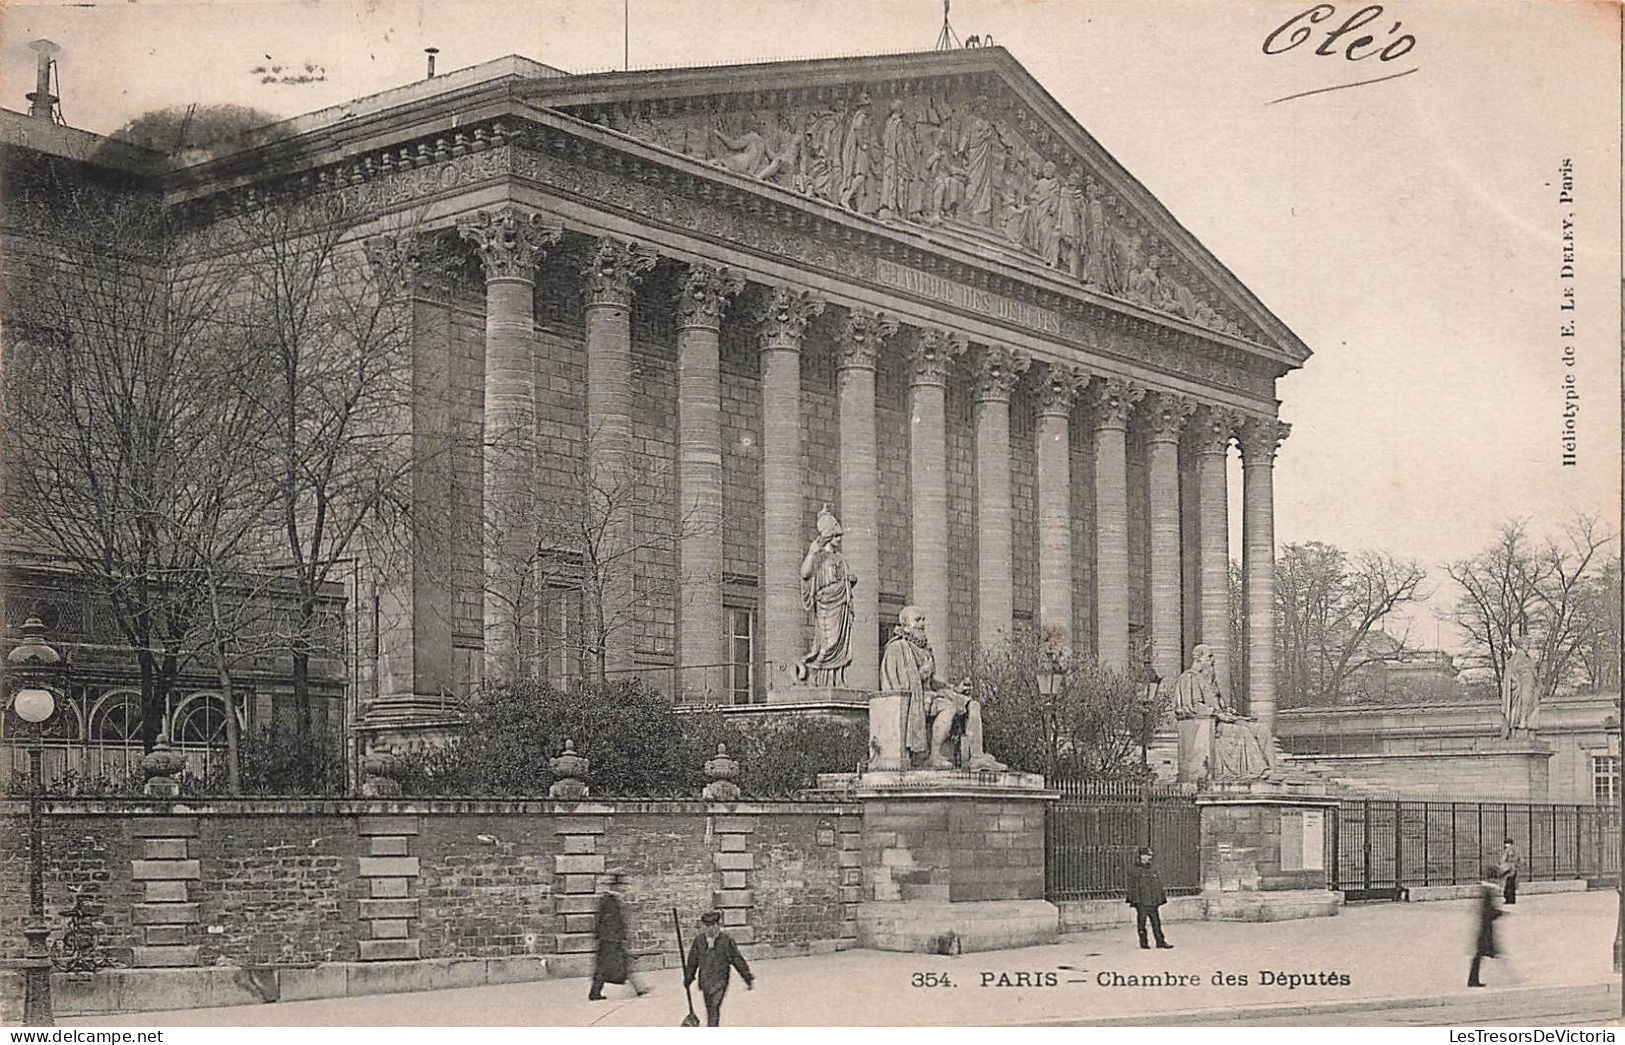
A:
1045 780 1201 901
1330 798 1619 901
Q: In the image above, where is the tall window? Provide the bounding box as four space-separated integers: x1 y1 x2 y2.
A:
1593 755 1621 805
542 585 584 689
727 607 755 705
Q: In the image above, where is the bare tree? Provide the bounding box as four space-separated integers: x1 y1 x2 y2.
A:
4 170 262 751
1574 555 1621 691
1272 541 1430 705
1449 516 1615 697
214 197 434 754
531 424 705 686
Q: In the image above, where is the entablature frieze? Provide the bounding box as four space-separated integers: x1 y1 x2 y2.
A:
166 112 1283 403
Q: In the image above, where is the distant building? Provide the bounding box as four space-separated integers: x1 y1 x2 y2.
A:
1277 689 1621 805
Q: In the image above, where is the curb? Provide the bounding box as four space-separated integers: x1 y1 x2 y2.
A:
1025 981 1621 1026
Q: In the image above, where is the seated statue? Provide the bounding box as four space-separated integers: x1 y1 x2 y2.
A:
879 605 1005 771
1172 643 1276 784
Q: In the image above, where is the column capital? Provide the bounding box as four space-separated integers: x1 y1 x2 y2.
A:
839 308 898 370
582 237 658 309
1189 404 1247 455
1086 377 1147 431
1141 390 1199 444
676 262 745 330
758 286 827 351
907 328 967 386
458 206 561 283
972 345 1031 403
1238 416 1292 464
1035 363 1090 417
364 233 423 293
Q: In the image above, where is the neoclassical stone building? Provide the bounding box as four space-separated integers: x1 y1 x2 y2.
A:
3 46 1308 747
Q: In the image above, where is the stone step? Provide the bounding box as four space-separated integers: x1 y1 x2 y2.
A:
130 945 199 968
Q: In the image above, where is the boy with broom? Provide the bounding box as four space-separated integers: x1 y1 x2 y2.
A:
682 910 754 1026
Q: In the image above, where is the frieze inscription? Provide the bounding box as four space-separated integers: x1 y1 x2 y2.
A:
874 258 1062 336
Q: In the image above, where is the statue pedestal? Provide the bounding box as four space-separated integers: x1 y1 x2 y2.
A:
1279 738 1554 802
853 771 1059 953
1197 785 1342 921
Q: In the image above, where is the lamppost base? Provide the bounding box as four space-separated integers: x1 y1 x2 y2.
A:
21 923 53 1026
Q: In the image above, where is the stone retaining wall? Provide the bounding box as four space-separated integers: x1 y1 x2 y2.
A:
0 798 858 981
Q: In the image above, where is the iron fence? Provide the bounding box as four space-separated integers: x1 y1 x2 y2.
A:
1045 779 1201 901
1329 798 1620 900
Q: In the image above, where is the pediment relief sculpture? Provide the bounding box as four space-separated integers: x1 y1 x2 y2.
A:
597 86 1254 342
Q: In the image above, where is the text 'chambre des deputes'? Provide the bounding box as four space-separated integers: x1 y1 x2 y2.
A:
1558 158 1577 467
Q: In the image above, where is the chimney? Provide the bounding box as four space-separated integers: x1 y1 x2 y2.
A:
26 39 60 121
425 47 438 79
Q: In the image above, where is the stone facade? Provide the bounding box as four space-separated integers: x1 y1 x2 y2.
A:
1 47 1310 736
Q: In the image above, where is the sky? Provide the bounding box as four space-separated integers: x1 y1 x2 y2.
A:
2 0 1619 651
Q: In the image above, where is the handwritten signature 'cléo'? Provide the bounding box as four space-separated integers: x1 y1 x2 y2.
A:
1263 4 1416 62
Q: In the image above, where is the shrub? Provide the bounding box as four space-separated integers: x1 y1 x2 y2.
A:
678 711 868 796
234 726 348 796
971 632 1166 780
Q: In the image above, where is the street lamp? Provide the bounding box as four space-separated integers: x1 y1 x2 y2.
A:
1138 671 1162 847
8 617 61 1027
1035 653 1064 778
1138 672 1162 773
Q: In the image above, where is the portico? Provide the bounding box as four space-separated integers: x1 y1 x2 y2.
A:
251 48 1312 739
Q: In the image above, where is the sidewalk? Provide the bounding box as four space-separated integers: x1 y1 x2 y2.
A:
69 891 1620 1027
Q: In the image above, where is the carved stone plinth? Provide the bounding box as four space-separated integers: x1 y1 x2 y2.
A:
1196 791 1341 922
853 773 1058 953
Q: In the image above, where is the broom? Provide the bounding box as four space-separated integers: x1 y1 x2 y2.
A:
673 908 701 1027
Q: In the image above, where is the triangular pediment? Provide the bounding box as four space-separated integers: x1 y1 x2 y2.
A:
534 49 1307 362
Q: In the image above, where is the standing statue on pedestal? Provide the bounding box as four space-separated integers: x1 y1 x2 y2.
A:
795 506 856 685
879 605 1005 771
1172 644 1276 784
1500 636 1540 740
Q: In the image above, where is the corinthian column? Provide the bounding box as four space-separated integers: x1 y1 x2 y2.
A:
972 346 1030 651
1239 415 1290 735
907 328 965 673
1190 405 1243 696
1034 363 1088 651
365 235 448 709
582 237 657 677
1141 391 1197 683
675 262 743 696
757 286 825 692
838 308 897 690
1088 377 1146 669
459 206 561 683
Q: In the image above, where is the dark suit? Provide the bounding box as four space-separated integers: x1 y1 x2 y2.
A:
1125 862 1170 947
589 892 633 998
1468 884 1502 986
684 931 753 1026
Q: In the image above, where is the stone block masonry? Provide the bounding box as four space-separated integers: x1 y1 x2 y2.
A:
0 797 857 1004
355 816 421 961
128 818 201 968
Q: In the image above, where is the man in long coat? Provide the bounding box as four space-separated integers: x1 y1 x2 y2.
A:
588 872 647 1000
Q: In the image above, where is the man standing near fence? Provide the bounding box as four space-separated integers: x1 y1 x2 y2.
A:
1500 837 1521 904
1125 846 1174 950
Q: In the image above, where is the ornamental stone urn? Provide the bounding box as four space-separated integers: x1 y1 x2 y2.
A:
549 739 590 799
140 736 186 798
702 743 741 802
360 744 405 798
